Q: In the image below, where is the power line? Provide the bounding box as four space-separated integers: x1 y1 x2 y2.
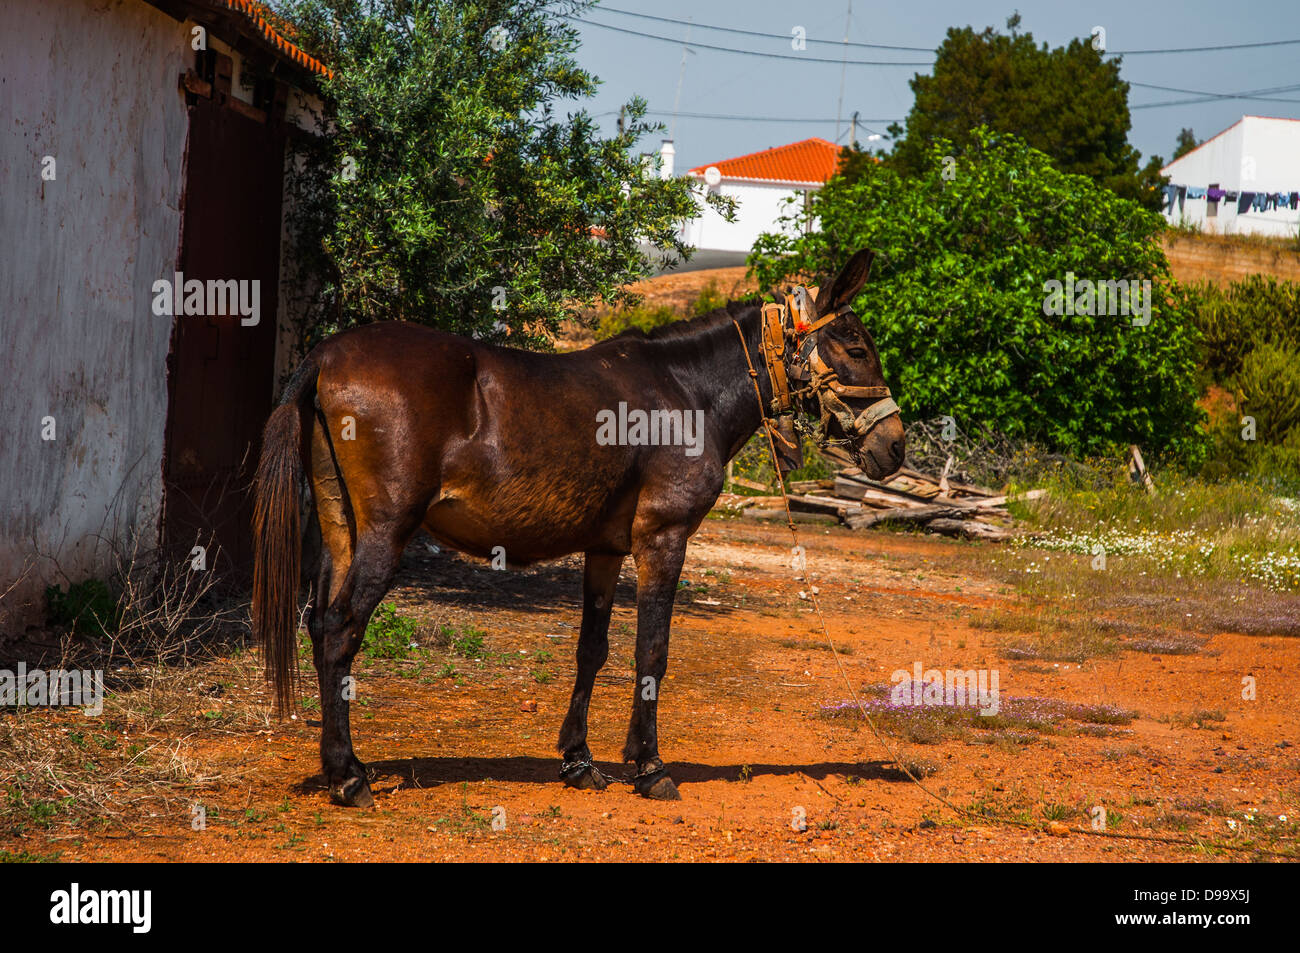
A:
592 5 934 52
643 109 901 124
1129 80 1300 109
591 6 1300 57
1111 38 1300 55
567 16 932 66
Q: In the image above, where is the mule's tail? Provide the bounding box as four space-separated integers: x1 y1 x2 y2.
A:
252 358 318 714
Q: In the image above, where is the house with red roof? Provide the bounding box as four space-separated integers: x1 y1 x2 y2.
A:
669 137 844 269
0 0 328 631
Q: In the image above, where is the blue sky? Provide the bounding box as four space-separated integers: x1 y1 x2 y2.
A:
566 0 1300 173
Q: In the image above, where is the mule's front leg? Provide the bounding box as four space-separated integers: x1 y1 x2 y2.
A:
558 552 623 790
624 532 687 800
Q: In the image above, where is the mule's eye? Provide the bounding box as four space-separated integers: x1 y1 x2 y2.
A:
847 347 869 358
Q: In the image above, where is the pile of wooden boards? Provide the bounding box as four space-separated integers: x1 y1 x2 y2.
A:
716 464 1044 541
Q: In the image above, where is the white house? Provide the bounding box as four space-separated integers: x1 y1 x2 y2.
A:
0 0 325 635
1160 116 1300 237
661 137 843 270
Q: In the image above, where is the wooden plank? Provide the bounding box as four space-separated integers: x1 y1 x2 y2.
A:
742 508 838 525
846 503 975 530
1128 445 1155 493
926 518 1017 541
898 466 996 498
728 475 772 493
789 479 834 494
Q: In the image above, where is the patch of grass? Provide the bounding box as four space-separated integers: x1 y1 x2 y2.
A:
1012 468 1300 592
445 625 488 660
820 683 1135 745
1159 709 1228 728
364 603 419 659
997 612 1121 662
0 847 62 863
778 638 852 654
1124 633 1206 655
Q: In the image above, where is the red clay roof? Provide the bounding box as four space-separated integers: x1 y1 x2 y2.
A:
218 1 332 78
688 137 842 185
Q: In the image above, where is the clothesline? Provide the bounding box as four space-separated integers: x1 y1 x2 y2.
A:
1163 183 1300 215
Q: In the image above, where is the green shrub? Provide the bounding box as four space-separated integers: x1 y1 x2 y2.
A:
691 280 728 317
1184 276 1300 382
1237 342 1300 443
594 303 679 340
749 127 1204 463
45 579 120 638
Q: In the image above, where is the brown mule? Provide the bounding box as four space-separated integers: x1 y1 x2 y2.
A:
252 249 904 806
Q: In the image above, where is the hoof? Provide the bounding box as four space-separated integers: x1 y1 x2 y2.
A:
560 761 608 791
634 769 681 801
329 774 374 808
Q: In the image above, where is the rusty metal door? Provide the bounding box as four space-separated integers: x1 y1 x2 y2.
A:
163 97 284 584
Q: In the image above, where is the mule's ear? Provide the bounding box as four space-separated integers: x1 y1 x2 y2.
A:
814 248 875 315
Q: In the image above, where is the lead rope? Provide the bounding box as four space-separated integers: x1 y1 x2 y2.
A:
730 319 1290 858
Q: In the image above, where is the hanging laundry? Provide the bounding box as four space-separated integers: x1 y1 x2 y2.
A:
1186 187 1206 199
1178 185 1187 214
1207 187 1226 202
1225 191 1239 202
1238 192 1256 213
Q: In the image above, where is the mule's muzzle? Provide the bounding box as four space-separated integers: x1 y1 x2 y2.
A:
848 406 906 480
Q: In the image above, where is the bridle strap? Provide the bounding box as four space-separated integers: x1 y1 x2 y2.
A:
760 302 794 415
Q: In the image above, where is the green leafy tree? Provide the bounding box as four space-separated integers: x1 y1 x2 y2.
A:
1172 128 1200 160
886 15 1165 210
749 128 1204 461
277 0 716 349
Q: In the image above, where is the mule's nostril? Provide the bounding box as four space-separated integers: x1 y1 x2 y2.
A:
890 438 906 462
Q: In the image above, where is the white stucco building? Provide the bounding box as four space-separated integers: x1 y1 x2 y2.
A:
0 0 326 635
659 137 842 270
1160 116 1300 237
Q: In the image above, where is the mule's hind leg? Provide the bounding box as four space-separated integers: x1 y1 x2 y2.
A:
557 552 623 790
317 526 412 806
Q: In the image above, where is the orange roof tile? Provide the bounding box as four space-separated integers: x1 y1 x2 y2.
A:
219 0 332 78
688 137 842 185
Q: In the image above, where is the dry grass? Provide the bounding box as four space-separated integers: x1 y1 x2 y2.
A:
0 534 265 849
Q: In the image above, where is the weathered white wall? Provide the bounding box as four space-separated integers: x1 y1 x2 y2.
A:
680 179 813 253
1161 117 1300 237
0 0 190 634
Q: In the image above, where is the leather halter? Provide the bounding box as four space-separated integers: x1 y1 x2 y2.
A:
754 286 900 445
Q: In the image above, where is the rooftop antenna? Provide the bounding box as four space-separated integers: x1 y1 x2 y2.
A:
670 18 695 142
834 0 853 141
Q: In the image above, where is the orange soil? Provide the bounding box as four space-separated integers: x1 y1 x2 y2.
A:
14 520 1298 862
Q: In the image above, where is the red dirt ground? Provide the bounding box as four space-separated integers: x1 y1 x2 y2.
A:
10 518 1298 862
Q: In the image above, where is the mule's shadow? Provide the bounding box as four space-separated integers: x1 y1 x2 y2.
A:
392 533 739 622
297 756 919 793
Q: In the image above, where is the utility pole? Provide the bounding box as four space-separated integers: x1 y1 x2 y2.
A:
670 19 694 143
834 0 853 142
851 110 860 150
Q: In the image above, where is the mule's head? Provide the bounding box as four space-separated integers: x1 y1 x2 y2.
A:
788 249 905 480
